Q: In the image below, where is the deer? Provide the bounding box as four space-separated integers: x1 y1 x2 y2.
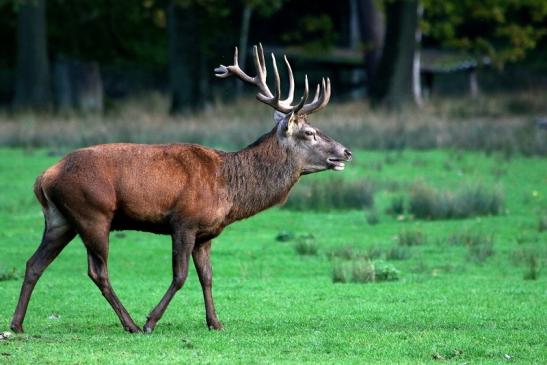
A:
10 44 352 334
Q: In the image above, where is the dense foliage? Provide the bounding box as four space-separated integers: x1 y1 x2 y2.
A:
422 0 547 66
1 0 543 68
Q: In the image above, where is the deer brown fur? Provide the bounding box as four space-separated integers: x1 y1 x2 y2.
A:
10 45 351 334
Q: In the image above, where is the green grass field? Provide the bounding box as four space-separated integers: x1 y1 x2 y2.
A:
0 147 546 364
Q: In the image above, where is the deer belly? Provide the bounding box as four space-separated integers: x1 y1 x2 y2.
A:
110 211 171 234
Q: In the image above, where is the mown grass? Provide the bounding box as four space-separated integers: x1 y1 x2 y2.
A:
0 148 546 364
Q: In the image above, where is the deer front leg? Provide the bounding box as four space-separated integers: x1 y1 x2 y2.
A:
193 240 222 330
143 228 195 333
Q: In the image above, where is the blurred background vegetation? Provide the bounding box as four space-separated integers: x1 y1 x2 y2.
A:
0 0 546 152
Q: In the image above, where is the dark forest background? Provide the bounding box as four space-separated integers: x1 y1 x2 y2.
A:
1 0 546 116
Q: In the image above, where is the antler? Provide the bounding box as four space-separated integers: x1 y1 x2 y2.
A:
214 44 330 115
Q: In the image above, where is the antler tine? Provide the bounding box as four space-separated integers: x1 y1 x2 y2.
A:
252 45 273 98
233 46 239 66
321 77 331 108
311 83 321 103
299 77 331 115
281 55 295 105
258 43 267 75
271 53 282 101
293 75 309 114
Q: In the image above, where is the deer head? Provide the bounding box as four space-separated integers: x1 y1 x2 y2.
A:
215 44 352 174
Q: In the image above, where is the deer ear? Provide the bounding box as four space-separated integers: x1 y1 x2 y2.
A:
273 111 286 125
274 111 297 136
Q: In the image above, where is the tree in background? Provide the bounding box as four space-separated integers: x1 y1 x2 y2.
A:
168 0 244 114
422 0 547 67
356 0 384 90
236 0 284 96
13 0 51 110
367 0 547 110
168 0 284 114
167 1 205 114
2 0 546 112
368 0 418 110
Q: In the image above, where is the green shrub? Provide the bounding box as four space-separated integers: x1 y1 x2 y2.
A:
332 259 400 284
386 195 405 216
327 245 358 261
351 259 376 283
524 255 541 280
409 182 438 219
446 229 495 263
365 210 380 225
365 246 385 260
284 178 374 211
327 245 382 261
332 263 350 283
373 261 400 282
512 248 543 280
293 235 319 256
0 267 20 282
385 245 412 260
275 230 295 242
397 229 426 246
467 241 494 263
409 181 504 220
452 184 504 218
466 234 495 263
539 216 547 233
448 230 489 245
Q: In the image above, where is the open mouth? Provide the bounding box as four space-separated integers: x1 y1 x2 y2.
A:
327 158 346 171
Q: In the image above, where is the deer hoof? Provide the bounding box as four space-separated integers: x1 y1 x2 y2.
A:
9 323 23 334
124 324 142 334
207 321 223 331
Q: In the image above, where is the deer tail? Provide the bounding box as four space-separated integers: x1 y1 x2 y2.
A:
33 173 48 209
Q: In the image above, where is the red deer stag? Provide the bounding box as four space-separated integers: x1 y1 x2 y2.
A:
10 44 352 334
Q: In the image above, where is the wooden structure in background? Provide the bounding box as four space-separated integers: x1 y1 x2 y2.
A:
263 46 490 99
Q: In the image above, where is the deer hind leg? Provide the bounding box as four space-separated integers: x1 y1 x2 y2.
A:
143 228 196 333
11 204 76 333
193 240 222 330
79 225 141 333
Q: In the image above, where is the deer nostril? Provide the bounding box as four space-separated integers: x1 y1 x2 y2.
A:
344 149 352 160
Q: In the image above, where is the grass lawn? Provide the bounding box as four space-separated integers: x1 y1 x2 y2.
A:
0 147 545 364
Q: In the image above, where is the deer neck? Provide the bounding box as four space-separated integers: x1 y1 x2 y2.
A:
222 128 300 222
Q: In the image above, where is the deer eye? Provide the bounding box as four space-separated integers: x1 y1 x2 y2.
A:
304 130 314 137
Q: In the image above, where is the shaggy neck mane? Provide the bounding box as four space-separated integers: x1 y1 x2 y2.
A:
221 127 300 222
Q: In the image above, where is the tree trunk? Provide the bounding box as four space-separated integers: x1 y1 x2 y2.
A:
468 68 479 98
13 0 51 111
356 0 384 89
167 2 204 114
369 0 418 110
236 4 253 97
412 3 424 107
349 0 365 99
53 58 103 113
